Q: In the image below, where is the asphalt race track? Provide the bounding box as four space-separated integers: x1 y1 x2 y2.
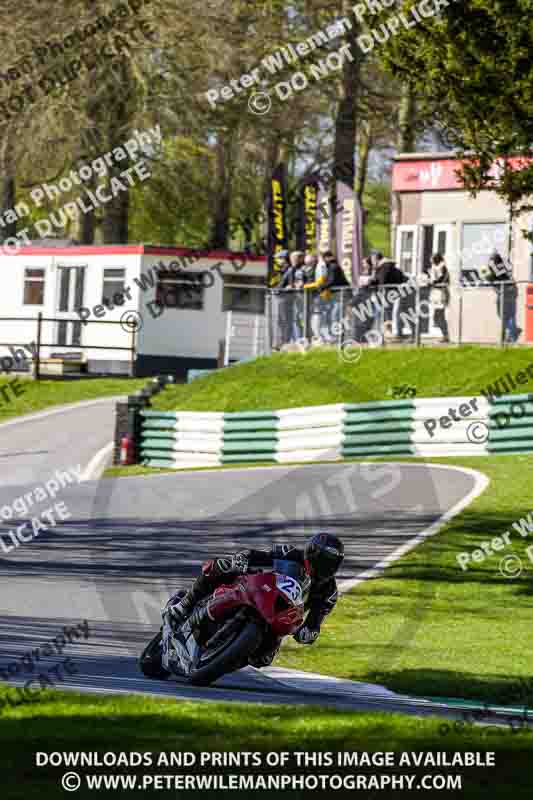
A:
1 400 503 722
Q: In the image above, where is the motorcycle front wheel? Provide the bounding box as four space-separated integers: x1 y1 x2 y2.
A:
139 629 170 680
188 620 263 687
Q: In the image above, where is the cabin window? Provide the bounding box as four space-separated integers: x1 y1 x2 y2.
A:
102 268 126 306
156 273 206 310
460 222 509 284
222 275 266 313
23 268 45 305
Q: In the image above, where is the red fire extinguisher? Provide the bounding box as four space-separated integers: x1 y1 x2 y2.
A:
120 435 135 465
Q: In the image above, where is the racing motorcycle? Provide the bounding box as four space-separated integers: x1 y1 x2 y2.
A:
139 558 309 686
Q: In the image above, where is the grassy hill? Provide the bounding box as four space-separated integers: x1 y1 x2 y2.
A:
151 346 533 412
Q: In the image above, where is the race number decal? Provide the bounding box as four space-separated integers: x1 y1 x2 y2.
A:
275 575 304 606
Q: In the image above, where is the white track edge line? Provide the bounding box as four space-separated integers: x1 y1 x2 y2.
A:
80 442 114 482
337 465 490 593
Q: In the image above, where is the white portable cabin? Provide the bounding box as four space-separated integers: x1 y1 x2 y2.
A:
0 244 268 378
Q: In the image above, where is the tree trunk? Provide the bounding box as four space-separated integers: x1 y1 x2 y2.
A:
209 131 236 250
99 59 133 244
333 12 361 189
78 171 97 244
263 132 282 202
102 179 129 244
356 122 371 206
397 83 417 152
331 10 362 260
0 177 16 242
79 200 96 244
0 132 17 242
392 84 417 257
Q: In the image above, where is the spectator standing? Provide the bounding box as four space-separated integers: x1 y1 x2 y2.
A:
279 250 305 288
488 251 520 343
429 253 450 343
304 252 330 343
351 257 374 342
302 254 318 341
322 251 350 341
273 250 291 349
291 264 307 342
368 255 409 339
370 250 383 270
279 251 305 345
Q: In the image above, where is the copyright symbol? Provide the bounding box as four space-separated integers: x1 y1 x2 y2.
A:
62 773 81 792
466 421 489 444
120 310 143 333
248 92 271 115
499 555 523 579
338 339 363 364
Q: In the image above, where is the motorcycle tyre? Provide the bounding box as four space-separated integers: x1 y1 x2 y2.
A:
139 629 171 680
188 620 263 687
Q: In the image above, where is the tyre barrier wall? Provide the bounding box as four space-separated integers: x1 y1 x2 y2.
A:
487 392 533 454
138 393 533 470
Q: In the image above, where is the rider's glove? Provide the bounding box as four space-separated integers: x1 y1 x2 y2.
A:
232 551 250 574
293 625 320 645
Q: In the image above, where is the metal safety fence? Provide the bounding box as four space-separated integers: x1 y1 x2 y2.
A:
0 312 136 379
265 279 532 351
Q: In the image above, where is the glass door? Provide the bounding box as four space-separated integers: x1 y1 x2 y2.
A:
427 224 454 338
56 266 86 348
396 226 418 276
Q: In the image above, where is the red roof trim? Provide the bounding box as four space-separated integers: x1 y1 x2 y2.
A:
144 246 267 262
5 243 267 261
7 245 144 256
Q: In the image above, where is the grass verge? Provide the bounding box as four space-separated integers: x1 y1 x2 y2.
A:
0 377 146 423
274 453 533 707
1 690 533 799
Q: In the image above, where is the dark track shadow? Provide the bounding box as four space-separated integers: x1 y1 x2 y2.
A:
361 666 533 710
0 511 436 584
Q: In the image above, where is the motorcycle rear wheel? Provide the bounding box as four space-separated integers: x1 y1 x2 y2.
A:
188 620 262 687
139 629 170 680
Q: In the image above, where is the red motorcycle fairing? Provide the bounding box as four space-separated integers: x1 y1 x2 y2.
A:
206 572 305 636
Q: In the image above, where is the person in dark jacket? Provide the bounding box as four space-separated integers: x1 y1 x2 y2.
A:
429 253 450 343
320 250 349 342
368 256 409 338
273 250 291 348
278 251 304 288
351 256 375 342
278 251 305 343
169 533 344 667
488 251 520 343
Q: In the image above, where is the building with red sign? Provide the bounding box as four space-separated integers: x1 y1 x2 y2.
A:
391 152 533 344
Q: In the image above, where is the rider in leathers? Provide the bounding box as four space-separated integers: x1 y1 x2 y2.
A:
168 533 344 667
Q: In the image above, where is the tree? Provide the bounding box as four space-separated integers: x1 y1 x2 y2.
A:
377 0 533 225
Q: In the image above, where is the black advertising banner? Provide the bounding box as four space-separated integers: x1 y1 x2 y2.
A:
335 179 363 286
316 182 332 255
295 176 319 253
267 163 289 286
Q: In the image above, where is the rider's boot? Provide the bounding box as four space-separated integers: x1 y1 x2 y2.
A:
169 574 212 625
